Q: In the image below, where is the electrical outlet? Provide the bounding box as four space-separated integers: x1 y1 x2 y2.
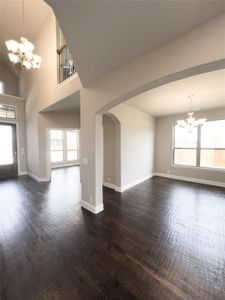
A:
82 158 88 165
107 177 111 183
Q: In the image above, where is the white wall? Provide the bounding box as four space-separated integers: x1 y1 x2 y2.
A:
109 104 155 189
103 115 117 186
155 108 225 185
19 8 225 212
39 111 80 178
0 62 20 97
0 94 27 174
79 15 225 210
20 11 81 179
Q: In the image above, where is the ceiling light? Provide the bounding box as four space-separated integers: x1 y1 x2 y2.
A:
177 95 207 131
5 0 41 71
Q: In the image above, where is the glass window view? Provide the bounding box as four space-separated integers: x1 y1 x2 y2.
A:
50 129 79 165
0 104 16 119
173 120 225 170
200 120 225 169
0 81 4 94
174 126 197 166
57 26 76 83
0 125 13 165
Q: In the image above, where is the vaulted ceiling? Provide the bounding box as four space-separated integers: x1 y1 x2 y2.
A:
0 0 51 75
46 0 225 85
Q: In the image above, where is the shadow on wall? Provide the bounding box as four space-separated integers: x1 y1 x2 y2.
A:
103 113 121 190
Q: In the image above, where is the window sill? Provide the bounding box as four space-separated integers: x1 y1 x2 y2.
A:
171 164 225 173
56 72 78 89
51 161 80 169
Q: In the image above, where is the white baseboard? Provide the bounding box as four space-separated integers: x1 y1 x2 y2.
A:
103 182 116 190
81 200 104 214
104 174 154 193
18 171 27 176
103 174 153 192
154 172 225 188
27 172 50 182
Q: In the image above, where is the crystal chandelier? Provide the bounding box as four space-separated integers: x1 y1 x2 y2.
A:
177 95 207 131
5 0 42 71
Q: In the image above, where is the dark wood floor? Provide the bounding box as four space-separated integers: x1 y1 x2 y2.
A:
0 166 225 300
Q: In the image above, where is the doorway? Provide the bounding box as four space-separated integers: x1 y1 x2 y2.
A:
0 123 18 180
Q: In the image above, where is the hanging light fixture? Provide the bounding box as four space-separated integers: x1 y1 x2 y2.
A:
177 95 207 131
5 0 42 70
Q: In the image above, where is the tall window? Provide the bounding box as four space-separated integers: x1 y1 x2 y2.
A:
50 129 79 165
56 24 76 83
200 120 225 169
0 81 4 94
173 120 225 170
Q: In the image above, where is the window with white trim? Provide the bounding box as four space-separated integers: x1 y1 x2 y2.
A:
50 129 79 165
0 81 4 94
173 120 225 170
0 104 16 119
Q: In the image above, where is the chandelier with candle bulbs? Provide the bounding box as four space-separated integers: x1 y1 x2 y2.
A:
5 0 42 71
177 95 207 131
5 37 41 70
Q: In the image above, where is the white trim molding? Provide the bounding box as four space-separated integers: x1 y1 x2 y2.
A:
103 174 154 193
81 200 104 214
119 174 154 192
27 172 51 182
18 171 27 176
154 172 225 188
51 162 80 169
103 182 116 190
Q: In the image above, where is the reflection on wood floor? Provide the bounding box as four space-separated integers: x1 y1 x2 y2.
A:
0 166 225 299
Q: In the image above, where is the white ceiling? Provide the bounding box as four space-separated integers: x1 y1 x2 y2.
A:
125 69 225 117
46 0 225 85
41 92 80 113
0 0 51 71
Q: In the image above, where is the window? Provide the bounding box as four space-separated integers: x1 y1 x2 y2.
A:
50 130 64 163
0 81 4 94
56 24 76 83
200 120 225 169
0 104 16 119
0 125 13 165
50 129 79 165
174 125 197 166
173 120 225 170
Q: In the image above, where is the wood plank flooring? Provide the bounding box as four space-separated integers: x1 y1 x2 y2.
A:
0 166 225 300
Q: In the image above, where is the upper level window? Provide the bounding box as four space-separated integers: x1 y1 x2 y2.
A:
0 81 4 94
0 104 16 119
173 120 225 170
56 24 76 83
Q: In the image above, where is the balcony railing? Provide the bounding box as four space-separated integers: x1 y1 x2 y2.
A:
57 45 76 83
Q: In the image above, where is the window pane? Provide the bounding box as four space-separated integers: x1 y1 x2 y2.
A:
200 149 225 169
0 81 4 94
174 125 197 148
67 150 78 161
174 149 197 166
67 131 77 150
50 130 63 150
201 120 225 148
0 104 16 119
0 125 13 165
51 151 63 162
